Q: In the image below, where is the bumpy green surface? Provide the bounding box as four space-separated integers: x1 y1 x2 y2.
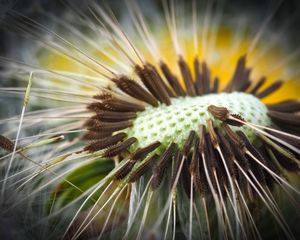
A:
125 92 271 153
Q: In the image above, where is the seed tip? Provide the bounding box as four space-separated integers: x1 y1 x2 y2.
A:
207 105 230 121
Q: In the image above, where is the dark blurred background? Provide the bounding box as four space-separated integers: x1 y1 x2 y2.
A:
0 0 299 239
1 0 300 56
1 0 300 120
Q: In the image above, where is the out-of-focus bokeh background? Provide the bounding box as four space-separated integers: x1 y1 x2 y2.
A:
0 0 300 239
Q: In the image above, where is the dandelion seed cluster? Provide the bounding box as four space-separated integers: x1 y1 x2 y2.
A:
127 92 270 151
0 0 300 240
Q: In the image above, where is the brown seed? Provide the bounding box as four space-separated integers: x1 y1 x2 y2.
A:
224 55 246 92
0 135 14 152
103 98 145 112
183 131 196 157
87 102 106 112
151 143 177 189
81 131 112 140
88 120 132 132
84 133 127 152
227 136 250 171
190 137 200 176
221 123 246 151
206 134 218 170
255 80 283 99
178 56 196 96
135 64 171 105
208 105 230 122
236 68 252 92
270 147 299 172
130 141 161 161
259 146 279 188
83 117 97 127
93 92 113 100
211 77 219 93
189 137 204 194
114 160 136 180
170 151 184 188
147 63 175 98
128 154 159 182
249 76 266 94
216 129 237 178
160 61 185 96
198 125 206 154
88 97 145 112
268 111 300 126
205 135 218 190
181 156 191 197
194 57 203 95
102 137 137 158
201 62 211 94
95 110 137 122
207 119 219 148
266 125 300 149
113 75 159 107
267 100 300 113
237 131 267 185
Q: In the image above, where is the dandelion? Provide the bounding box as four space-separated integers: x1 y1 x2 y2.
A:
0 0 300 239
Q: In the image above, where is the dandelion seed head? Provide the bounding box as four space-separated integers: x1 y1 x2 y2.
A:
127 92 270 152
1 0 300 239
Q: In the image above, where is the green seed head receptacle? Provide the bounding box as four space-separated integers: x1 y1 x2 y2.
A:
126 92 271 153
